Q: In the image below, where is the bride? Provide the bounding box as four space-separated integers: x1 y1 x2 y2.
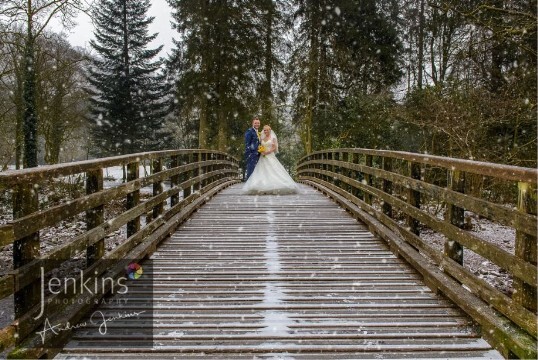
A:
243 125 299 195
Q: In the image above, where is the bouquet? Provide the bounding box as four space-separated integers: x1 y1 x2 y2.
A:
258 145 266 156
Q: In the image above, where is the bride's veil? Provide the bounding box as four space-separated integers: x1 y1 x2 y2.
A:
261 129 278 154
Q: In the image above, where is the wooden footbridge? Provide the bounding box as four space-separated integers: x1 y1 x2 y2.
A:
0 149 536 359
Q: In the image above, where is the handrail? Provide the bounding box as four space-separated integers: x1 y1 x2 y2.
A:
297 148 537 359
0 149 241 358
298 148 537 183
0 149 236 187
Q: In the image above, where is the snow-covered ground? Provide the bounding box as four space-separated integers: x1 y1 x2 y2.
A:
420 213 515 296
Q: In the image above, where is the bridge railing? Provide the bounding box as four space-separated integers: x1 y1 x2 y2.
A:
0 149 240 358
297 148 537 359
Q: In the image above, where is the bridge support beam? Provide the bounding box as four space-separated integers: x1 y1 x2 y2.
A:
514 182 537 312
86 169 104 265
152 159 164 219
193 152 201 192
445 170 465 265
198 153 204 188
13 182 40 319
381 157 393 218
350 153 361 200
127 161 140 237
170 155 180 207
407 161 421 235
183 154 192 198
364 155 373 205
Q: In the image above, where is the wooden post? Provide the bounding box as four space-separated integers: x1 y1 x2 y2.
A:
445 170 465 265
315 153 319 178
200 153 207 187
364 155 373 205
183 154 192 198
342 152 351 193
208 153 215 184
333 152 340 188
513 182 537 312
153 158 164 219
126 161 140 237
13 183 40 318
321 153 326 182
351 153 361 199
382 157 393 217
407 161 421 235
170 155 180 207
193 152 201 192
86 169 104 265
212 153 219 182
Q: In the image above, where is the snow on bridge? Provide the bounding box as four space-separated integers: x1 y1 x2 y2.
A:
57 184 501 358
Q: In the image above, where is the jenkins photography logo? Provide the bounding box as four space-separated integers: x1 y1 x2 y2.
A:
33 260 153 348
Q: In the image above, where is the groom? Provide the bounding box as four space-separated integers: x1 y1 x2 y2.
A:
244 116 261 181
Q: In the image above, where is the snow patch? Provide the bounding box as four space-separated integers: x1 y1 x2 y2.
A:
259 210 292 336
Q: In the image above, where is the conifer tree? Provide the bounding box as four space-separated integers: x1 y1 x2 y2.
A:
87 0 170 156
290 0 402 153
167 0 268 153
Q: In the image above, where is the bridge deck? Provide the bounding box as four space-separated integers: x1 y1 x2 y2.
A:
57 184 501 359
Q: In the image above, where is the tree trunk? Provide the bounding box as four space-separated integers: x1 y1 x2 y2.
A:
217 106 226 152
22 29 38 168
304 1 320 154
261 0 274 127
198 0 210 148
417 0 425 89
15 70 24 169
489 0 505 92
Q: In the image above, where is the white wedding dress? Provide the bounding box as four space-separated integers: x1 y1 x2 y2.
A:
243 136 299 195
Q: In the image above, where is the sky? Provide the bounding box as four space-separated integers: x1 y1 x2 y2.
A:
54 0 176 56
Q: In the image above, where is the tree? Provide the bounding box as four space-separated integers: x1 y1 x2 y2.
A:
168 0 273 154
0 27 89 167
37 34 88 164
0 0 87 167
290 0 402 154
0 29 23 168
87 0 171 156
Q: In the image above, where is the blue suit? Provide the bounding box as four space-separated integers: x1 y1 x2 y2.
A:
244 127 260 180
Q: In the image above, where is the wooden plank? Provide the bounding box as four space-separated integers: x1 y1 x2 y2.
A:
56 184 501 359
302 179 536 359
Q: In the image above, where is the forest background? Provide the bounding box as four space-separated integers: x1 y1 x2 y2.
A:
0 0 535 174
